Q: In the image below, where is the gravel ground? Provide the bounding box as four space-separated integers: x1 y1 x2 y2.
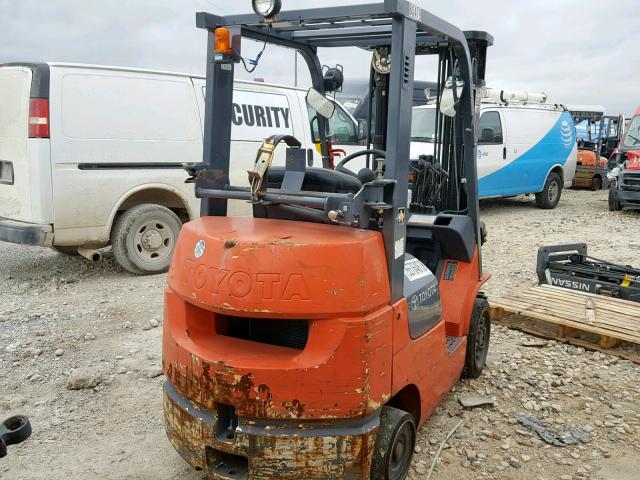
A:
1 188 639 480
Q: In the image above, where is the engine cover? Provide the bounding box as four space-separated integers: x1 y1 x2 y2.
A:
167 217 391 318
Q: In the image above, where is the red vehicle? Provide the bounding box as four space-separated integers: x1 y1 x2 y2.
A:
609 106 640 210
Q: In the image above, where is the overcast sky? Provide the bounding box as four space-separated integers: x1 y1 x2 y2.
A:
2 0 638 114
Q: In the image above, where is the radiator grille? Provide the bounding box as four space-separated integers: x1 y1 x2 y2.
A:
215 315 309 350
623 172 640 188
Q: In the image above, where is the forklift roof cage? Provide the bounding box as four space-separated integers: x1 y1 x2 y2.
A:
195 1 492 301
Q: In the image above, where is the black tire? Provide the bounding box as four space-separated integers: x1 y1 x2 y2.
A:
51 246 79 256
111 204 182 275
1 415 32 446
463 297 491 378
608 188 621 211
591 176 602 191
535 172 562 209
371 406 416 480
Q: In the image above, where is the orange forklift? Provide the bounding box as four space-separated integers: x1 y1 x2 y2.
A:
163 1 492 478
573 112 625 190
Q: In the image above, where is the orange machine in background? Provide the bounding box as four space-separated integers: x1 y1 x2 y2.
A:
571 109 625 190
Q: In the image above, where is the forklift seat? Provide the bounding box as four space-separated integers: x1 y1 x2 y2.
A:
264 167 362 194
578 140 596 151
253 167 363 221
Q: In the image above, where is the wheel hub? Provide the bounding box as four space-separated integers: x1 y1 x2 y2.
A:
133 220 174 263
393 440 405 461
474 316 490 366
476 326 486 361
141 229 163 251
548 181 559 202
388 420 415 479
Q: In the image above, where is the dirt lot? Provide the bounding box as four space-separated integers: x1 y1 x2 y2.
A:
1 188 639 480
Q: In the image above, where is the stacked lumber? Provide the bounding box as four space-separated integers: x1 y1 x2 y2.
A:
490 284 640 362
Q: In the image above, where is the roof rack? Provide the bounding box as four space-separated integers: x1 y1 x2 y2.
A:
480 88 547 105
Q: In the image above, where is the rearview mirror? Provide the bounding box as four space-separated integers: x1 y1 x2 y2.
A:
439 77 465 118
357 119 368 141
306 88 335 119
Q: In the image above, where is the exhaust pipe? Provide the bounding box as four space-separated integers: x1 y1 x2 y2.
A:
77 247 102 262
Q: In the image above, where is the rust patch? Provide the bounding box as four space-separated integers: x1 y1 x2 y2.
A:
268 240 309 247
164 383 378 479
218 302 275 314
280 399 305 418
166 357 275 418
164 393 210 470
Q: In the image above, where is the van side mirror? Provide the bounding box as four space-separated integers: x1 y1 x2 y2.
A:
357 119 368 141
306 88 335 119
607 154 620 171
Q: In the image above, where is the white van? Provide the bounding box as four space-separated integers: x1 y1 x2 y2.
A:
411 100 577 208
0 62 361 274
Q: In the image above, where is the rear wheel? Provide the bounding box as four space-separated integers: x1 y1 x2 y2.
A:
370 406 416 480
591 176 602 191
111 204 182 275
535 172 562 209
608 188 621 211
463 297 491 378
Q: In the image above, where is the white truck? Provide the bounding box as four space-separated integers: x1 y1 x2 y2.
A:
411 90 577 208
0 62 361 274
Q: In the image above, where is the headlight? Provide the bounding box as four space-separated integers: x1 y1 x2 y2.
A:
252 0 282 17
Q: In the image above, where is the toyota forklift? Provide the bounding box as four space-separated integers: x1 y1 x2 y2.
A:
163 1 492 479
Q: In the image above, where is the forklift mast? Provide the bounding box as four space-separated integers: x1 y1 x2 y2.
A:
195 1 492 301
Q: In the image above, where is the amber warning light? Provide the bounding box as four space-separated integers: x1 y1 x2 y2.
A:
214 28 232 54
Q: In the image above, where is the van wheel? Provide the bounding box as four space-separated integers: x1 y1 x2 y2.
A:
52 246 79 256
112 204 182 275
463 297 491 378
535 172 562 209
591 176 602 191
608 188 621 211
370 406 416 480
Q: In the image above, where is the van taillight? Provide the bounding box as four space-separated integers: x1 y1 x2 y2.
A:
28 98 49 138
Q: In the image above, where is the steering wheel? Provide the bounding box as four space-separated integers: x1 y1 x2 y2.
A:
335 149 386 178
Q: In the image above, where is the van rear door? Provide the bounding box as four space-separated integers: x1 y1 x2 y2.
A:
0 66 34 221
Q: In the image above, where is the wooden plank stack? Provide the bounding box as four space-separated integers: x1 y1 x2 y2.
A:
490 284 640 362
